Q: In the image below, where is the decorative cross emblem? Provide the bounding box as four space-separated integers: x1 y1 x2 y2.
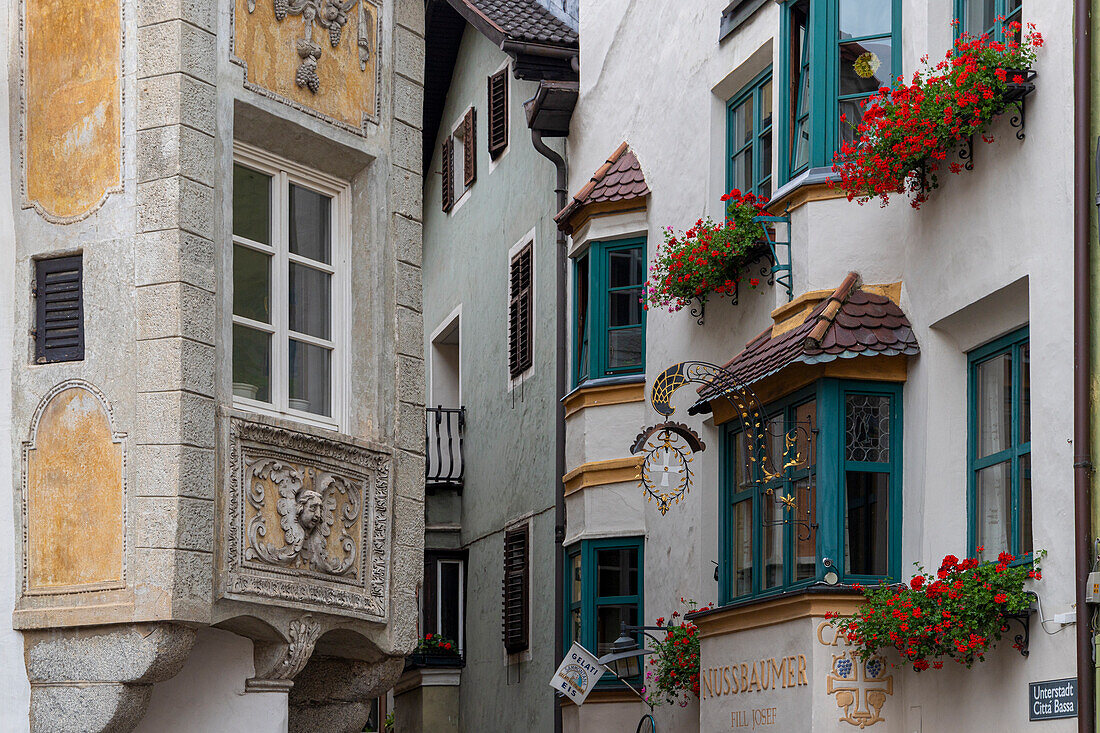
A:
656 446 683 488
825 653 893 729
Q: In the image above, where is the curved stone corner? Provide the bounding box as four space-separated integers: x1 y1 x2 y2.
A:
288 655 405 733
25 623 196 733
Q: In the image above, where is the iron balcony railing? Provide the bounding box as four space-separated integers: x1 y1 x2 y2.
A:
426 406 465 490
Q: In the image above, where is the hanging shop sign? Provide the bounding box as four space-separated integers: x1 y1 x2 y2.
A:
550 642 606 705
631 421 705 515
1029 678 1077 721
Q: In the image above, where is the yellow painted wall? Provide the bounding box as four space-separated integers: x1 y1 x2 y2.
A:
24 0 121 220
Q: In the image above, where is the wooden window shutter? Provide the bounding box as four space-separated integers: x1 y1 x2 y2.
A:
441 135 455 212
502 526 529 654
463 108 477 187
33 254 84 363
487 68 509 159
508 244 533 378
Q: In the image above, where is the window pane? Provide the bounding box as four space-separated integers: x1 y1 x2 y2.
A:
963 0 995 36
976 461 1010 562
596 547 638 598
596 604 638 657
839 0 891 39
760 130 772 193
734 431 752 489
763 496 784 589
570 608 582 646
1019 343 1030 444
732 498 753 596
233 245 271 323
608 327 642 369
839 99 866 148
846 394 891 463
576 255 590 381
977 354 1012 458
233 165 271 244
233 325 271 403
1019 453 1032 555
792 115 810 172
731 97 753 147
793 477 817 581
609 248 644 288
839 39 893 97
289 184 332 265
288 339 331 417
845 472 889 576
766 413 785 473
439 562 461 648
731 147 752 195
610 289 643 328
761 79 773 129
289 263 331 339
794 400 817 468
570 553 582 604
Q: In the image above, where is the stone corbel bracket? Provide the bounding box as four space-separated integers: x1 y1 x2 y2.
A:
246 614 323 692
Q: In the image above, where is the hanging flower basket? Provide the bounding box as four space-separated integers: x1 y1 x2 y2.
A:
832 21 1043 209
645 190 772 314
644 598 712 707
827 549 1044 672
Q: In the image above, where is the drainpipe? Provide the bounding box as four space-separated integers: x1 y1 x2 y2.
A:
1075 0 1094 729
532 128 568 733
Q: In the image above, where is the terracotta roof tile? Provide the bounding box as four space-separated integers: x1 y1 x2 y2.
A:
462 0 578 46
692 273 919 408
555 143 651 230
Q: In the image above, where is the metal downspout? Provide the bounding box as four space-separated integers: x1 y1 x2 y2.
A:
1075 0 1094 729
531 128 568 733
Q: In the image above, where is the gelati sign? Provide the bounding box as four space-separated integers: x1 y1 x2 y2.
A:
1029 678 1077 721
550 642 606 705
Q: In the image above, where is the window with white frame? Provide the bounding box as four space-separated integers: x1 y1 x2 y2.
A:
232 145 348 429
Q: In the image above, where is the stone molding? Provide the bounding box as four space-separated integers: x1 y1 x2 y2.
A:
220 412 393 621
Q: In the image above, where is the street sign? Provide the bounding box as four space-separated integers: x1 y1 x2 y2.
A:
1029 678 1077 721
550 642 606 705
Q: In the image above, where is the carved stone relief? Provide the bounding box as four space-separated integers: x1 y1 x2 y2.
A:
222 415 391 621
246 614 323 692
231 0 380 132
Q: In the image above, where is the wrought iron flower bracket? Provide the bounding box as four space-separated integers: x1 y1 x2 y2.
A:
753 214 792 303
1005 592 1037 658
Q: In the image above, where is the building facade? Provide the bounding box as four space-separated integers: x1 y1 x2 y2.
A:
559 1 1081 731
0 0 426 730
407 0 577 730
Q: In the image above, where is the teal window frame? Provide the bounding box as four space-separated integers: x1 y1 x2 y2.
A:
572 238 647 385
778 0 903 185
719 379 903 605
564 537 645 684
953 0 1023 42
725 67 774 199
967 327 1031 562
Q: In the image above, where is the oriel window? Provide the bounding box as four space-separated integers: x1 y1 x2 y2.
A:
572 238 646 385
232 145 348 430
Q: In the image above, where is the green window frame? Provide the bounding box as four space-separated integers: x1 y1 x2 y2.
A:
778 0 903 185
573 238 647 385
967 327 1031 563
726 68 774 199
954 0 1023 42
564 537 644 683
719 379 902 604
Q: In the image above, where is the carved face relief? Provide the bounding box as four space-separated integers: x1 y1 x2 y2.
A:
223 416 391 621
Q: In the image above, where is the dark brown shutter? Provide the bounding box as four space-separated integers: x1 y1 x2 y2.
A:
487 68 509 159
502 526 529 654
33 254 84 363
441 135 455 212
508 244 533 378
463 108 477 187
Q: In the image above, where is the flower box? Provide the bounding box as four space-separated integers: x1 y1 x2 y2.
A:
406 651 465 669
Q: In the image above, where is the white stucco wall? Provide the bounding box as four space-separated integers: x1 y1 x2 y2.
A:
0 0 30 724
565 0 1078 730
136 628 288 733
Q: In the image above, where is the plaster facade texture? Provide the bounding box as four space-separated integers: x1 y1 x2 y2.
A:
0 0 425 728
421 24 564 733
563 1 1077 731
